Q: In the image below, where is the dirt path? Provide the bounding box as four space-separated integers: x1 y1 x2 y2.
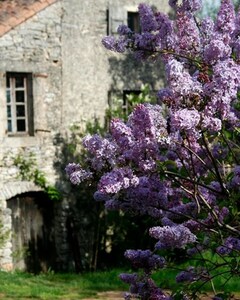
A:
82 291 124 299
82 291 240 300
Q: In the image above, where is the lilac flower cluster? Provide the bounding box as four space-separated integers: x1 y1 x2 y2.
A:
176 267 197 283
216 237 240 255
231 165 240 188
97 167 139 194
67 0 240 298
124 249 165 272
176 266 209 284
121 276 171 300
65 163 92 185
149 225 197 249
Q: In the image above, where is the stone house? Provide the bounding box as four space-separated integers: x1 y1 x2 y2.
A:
0 0 170 272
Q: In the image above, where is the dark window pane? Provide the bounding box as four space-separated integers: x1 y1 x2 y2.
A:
16 91 25 102
15 77 24 88
7 105 11 118
8 120 12 132
127 12 140 33
6 77 10 88
6 90 11 103
17 119 26 132
16 105 25 117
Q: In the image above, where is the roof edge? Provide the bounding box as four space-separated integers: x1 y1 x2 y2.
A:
0 0 59 38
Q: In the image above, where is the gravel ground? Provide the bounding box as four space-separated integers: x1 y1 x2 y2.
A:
82 291 240 300
82 291 124 300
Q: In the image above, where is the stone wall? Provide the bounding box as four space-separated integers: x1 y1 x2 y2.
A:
0 1 63 270
0 0 170 271
61 0 170 127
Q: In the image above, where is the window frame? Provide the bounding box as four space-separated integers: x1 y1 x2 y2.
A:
6 72 34 136
127 11 141 33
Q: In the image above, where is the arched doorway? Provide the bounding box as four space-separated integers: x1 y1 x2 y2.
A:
7 191 56 273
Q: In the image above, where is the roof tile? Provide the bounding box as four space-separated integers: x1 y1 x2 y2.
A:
0 0 58 37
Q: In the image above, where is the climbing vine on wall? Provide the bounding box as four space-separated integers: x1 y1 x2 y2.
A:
14 152 61 201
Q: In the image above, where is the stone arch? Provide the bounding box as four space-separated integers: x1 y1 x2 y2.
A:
0 181 56 273
0 181 43 205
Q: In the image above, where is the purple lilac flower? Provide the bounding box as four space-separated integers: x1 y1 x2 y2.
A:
98 167 139 194
122 175 168 216
200 17 214 47
82 134 117 170
119 273 138 284
166 202 198 220
124 249 165 271
126 277 170 300
204 59 240 120
68 2 240 298
203 38 231 64
176 267 196 283
182 0 202 12
65 163 92 185
212 143 228 160
128 104 156 139
110 118 134 151
224 237 240 251
138 159 157 172
117 24 132 35
232 10 240 57
202 206 229 228
149 225 197 249
209 181 222 192
215 0 236 36
233 38 240 59
201 116 222 132
171 108 200 131
187 244 203 256
231 173 240 188
169 0 202 12
166 59 202 97
102 36 116 51
93 191 111 202
157 88 175 106
138 3 157 33
155 12 176 50
215 236 240 256
176 10 201 55
233 165 240 175
216 245 232 255
184 219 202 232
134 32 156 52
102 35 129 53
169 0 178 9
124 104 167 163
198 186 217 205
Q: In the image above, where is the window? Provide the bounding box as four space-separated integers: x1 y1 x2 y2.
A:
127 12 141 33
6 72 34 135
108 6 140 35
123 90 141 116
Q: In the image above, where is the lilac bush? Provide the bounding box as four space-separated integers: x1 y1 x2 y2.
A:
66 0 240 298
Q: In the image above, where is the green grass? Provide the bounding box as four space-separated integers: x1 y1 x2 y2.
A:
0 262 239 299
0 269 128 299
152 251 240 297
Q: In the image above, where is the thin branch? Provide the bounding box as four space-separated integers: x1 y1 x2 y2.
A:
201 133 229 195
164 170 223 195
220 131 240 164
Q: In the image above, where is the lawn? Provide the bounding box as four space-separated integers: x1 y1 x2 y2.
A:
0 269 128 299
0 265 239 299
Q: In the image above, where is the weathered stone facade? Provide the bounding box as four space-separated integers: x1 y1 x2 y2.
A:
0 0 170 271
